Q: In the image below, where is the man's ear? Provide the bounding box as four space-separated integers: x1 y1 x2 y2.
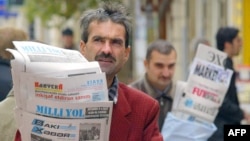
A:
80 40 86 55
144 59 149 69
224 42 231 51
124 46 131 62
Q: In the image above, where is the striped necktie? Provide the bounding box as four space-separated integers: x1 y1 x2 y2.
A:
108 77 118 104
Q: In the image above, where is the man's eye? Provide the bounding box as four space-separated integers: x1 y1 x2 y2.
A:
155 64 163 68
94 38 102 42
111 40 123 47
113 40 121 45
169 64 175 69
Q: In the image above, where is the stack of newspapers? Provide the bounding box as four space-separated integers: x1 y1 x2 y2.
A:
162 44 233 141
7 41 113 141
172 43 233 124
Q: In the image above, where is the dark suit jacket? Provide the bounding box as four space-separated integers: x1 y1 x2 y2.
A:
14 83 163 141
208 58 244 141
0 59 12 101
129 75 174 131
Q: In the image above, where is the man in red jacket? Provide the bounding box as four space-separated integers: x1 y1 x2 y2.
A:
15 2 163 141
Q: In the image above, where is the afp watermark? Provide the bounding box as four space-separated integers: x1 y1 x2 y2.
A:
224 125 250 141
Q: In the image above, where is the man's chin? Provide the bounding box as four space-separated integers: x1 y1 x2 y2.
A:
159 81 171 86
100 68 111 74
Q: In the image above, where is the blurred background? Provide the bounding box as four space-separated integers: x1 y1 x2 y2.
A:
1 0 250 105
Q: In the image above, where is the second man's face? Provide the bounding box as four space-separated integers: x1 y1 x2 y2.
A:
231 34 242 56
80 20 130 78
144 50 177 91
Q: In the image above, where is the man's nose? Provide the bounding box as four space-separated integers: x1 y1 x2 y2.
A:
102 41 112 54
162 67 170 77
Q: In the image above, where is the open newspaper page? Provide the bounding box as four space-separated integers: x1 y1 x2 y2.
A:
7 41 112 141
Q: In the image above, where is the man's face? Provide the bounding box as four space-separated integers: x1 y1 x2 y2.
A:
231 34 242 56
62 35 74 49
80 20 130 79
144 50 177 91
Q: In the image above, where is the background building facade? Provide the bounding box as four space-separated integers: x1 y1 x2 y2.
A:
1 0 249 83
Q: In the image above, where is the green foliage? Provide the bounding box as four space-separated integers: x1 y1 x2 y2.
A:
22 0 124 27
22 0 111 25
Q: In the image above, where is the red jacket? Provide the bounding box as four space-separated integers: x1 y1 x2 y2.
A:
15 83 163 141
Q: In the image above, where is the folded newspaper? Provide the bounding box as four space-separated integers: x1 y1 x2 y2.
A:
173 43 233 123
7 41 113 141
162 44 233 141
15 109 107 141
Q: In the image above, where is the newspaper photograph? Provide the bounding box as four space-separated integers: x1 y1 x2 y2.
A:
16 110 106 141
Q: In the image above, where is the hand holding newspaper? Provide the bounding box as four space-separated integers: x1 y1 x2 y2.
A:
7 41 113 141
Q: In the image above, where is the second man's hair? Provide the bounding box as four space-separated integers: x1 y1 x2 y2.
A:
146 39 176 60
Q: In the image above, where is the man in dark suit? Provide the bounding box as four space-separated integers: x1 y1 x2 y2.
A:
129 40 177 131
208 26 250 141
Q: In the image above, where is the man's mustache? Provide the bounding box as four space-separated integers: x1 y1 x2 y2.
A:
95 53 116 62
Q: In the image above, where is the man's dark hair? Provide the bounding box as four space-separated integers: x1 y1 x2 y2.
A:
80 2 132 48
146 39 176 60
216 27 239 51
62 28 73 36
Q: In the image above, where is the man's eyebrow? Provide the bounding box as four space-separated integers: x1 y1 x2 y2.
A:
111 38 124 43
154 62 164 66
168 62 176 67
92 35 103 39
92 36 124 42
